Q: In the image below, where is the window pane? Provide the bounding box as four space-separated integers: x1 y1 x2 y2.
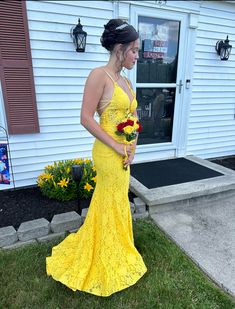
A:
136 88 175 145
137 16 180 83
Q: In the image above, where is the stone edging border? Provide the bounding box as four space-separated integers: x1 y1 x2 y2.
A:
0 197 149 251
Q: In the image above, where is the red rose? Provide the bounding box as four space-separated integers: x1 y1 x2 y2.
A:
137 124 143 133
126 119 134 126
117 122 126 132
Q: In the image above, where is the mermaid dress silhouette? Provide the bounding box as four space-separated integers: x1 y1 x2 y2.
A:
46 70 147 297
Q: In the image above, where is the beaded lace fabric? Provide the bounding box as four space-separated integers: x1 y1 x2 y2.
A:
46 71 147 297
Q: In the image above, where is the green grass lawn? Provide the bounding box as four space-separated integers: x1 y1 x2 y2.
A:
0 218 234 309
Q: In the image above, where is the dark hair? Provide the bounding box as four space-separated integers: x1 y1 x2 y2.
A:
100 19 139 52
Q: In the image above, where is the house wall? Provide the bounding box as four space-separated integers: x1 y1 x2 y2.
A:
187 0 235 158
1 0 113 188
0 0 235 189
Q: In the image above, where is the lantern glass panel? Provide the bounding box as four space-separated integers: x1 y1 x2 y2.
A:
77 35 86 51
220 46 229 60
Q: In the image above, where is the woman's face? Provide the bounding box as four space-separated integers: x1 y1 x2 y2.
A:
122 39 140 70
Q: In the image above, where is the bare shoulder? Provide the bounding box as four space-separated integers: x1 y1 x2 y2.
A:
83 67 107 106
87 67 107 84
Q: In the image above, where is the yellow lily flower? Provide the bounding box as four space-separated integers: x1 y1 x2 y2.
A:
91 176 97 183
84 182 93 191
74 158 83 165
57 178 69 187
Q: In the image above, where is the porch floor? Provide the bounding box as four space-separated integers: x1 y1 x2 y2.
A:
130 156 223 188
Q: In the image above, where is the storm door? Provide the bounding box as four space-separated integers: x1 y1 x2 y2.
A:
130 7 188 155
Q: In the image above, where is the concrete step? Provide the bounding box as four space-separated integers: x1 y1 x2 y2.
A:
130 155 235 215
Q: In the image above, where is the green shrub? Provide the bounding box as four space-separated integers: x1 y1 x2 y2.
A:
37 158 96 202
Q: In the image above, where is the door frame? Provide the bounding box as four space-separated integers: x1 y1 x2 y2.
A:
129 5 189 159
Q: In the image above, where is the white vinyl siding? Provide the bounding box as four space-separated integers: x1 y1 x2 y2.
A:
1 0 113 189
187 1 235 158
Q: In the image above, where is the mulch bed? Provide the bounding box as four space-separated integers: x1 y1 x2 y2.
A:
1 156 234 230
211 156 235 170
0 187 79 229
1 186 137 230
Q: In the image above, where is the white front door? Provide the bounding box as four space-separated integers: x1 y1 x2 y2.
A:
130 6 189 161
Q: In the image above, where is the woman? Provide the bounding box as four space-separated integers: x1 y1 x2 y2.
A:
46 19 147 297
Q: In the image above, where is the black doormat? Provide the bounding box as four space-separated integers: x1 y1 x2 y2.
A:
130 158 223 189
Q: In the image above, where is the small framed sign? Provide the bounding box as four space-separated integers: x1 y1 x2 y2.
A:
0 126 15 187
0 143 10 185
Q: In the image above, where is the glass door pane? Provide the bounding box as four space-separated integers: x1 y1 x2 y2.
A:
136 88 175 144
136 16 180 145
137 16 180 84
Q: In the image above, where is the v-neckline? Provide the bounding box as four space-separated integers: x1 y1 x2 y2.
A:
103 69 135 104
115 82 134 105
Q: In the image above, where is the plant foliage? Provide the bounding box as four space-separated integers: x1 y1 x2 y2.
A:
37 158 96 201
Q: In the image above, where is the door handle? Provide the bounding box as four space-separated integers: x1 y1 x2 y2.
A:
176 80 183 94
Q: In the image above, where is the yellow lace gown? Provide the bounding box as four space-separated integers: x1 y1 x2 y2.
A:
46 73 147 297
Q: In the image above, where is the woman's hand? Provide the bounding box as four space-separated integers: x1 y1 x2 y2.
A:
113 142 133 157
123 145 135 168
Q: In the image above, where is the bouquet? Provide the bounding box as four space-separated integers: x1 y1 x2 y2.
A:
115 113 143 169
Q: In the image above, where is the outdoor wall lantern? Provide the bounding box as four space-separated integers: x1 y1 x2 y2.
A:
155 0 167 4
70 18 87 52
215 35 232 60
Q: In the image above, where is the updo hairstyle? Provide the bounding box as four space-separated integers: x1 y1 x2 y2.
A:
100 19 139 52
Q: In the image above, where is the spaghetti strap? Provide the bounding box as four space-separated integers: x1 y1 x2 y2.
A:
123 77 135 95
103 69 115 83
97 99 110 111
122 77 132 92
